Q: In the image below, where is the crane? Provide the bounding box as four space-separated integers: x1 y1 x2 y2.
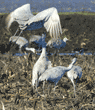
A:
5 4 62 39
46 28 68 49
32 33 52 92
9 36 36 53
46 37 68 49
38 58 77 95
47 37 68 65
67 65 82 97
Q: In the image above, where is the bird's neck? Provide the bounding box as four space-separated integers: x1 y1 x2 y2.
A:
42 41 46 48
40 35 46 57
66 62 74 71
40 47 46 57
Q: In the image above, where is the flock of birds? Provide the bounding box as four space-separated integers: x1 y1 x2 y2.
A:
5 3 83 97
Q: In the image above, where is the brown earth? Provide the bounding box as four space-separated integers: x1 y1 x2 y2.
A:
0 13 95 109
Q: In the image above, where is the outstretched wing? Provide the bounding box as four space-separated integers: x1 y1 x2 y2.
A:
5 4 33 29
24 7 62 39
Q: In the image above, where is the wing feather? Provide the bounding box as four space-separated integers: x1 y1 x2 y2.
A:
59 21 62 34
47 20 52 32
5 4 33 30
54 23 59 39
54 24 56 39
55 23 58 39
6 4 62 39
51 24 54 38
50 24 53 38
25 7 62 39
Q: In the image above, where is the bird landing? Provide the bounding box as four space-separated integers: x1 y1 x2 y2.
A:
5 4 62 39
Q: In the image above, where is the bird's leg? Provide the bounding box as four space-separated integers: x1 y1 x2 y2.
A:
52 53 55 66
53 83 57 98
57 49 60 65
48 82 51 96
54 48 58 66
10 28 20 52
71 80 76 98
33 86 34 91
35 80 40 97
76 78 79 84
19 48 22 53
14 28 19 36
53 86 56 92
56 48 59 65
73 85 76 98
55 48 57 55
19 30 23 36
54 87 56 98
36 79 38 92
53 84 57 105
43 81 45 95
36 85 38 93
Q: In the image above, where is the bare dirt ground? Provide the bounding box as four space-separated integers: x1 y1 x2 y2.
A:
0 13 95 109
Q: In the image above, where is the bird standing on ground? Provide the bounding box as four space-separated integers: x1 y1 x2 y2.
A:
38 58 77 94
9 36 36 53
9 36 28 49
32 33 52 92
67 65 82 97
47 37 68 66
47 37 68 49
46 28 68 49
5 3 62 39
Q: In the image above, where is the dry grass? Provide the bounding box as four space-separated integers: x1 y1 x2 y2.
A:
0 53 95 109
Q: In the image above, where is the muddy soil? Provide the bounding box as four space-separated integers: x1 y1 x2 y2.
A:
0 13 95 109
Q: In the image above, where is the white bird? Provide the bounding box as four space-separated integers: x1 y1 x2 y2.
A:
46 37 68 49
32 33 52 92
5 4 62 39
9 36 36 53
47 37 68 65
38 58 77 94
67 66 82 97
29 35 44 48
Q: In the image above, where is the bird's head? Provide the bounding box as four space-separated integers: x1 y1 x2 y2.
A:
72 58 77 65
63 37 68 42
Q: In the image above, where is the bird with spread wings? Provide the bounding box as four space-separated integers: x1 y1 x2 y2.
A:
5 4 62 39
